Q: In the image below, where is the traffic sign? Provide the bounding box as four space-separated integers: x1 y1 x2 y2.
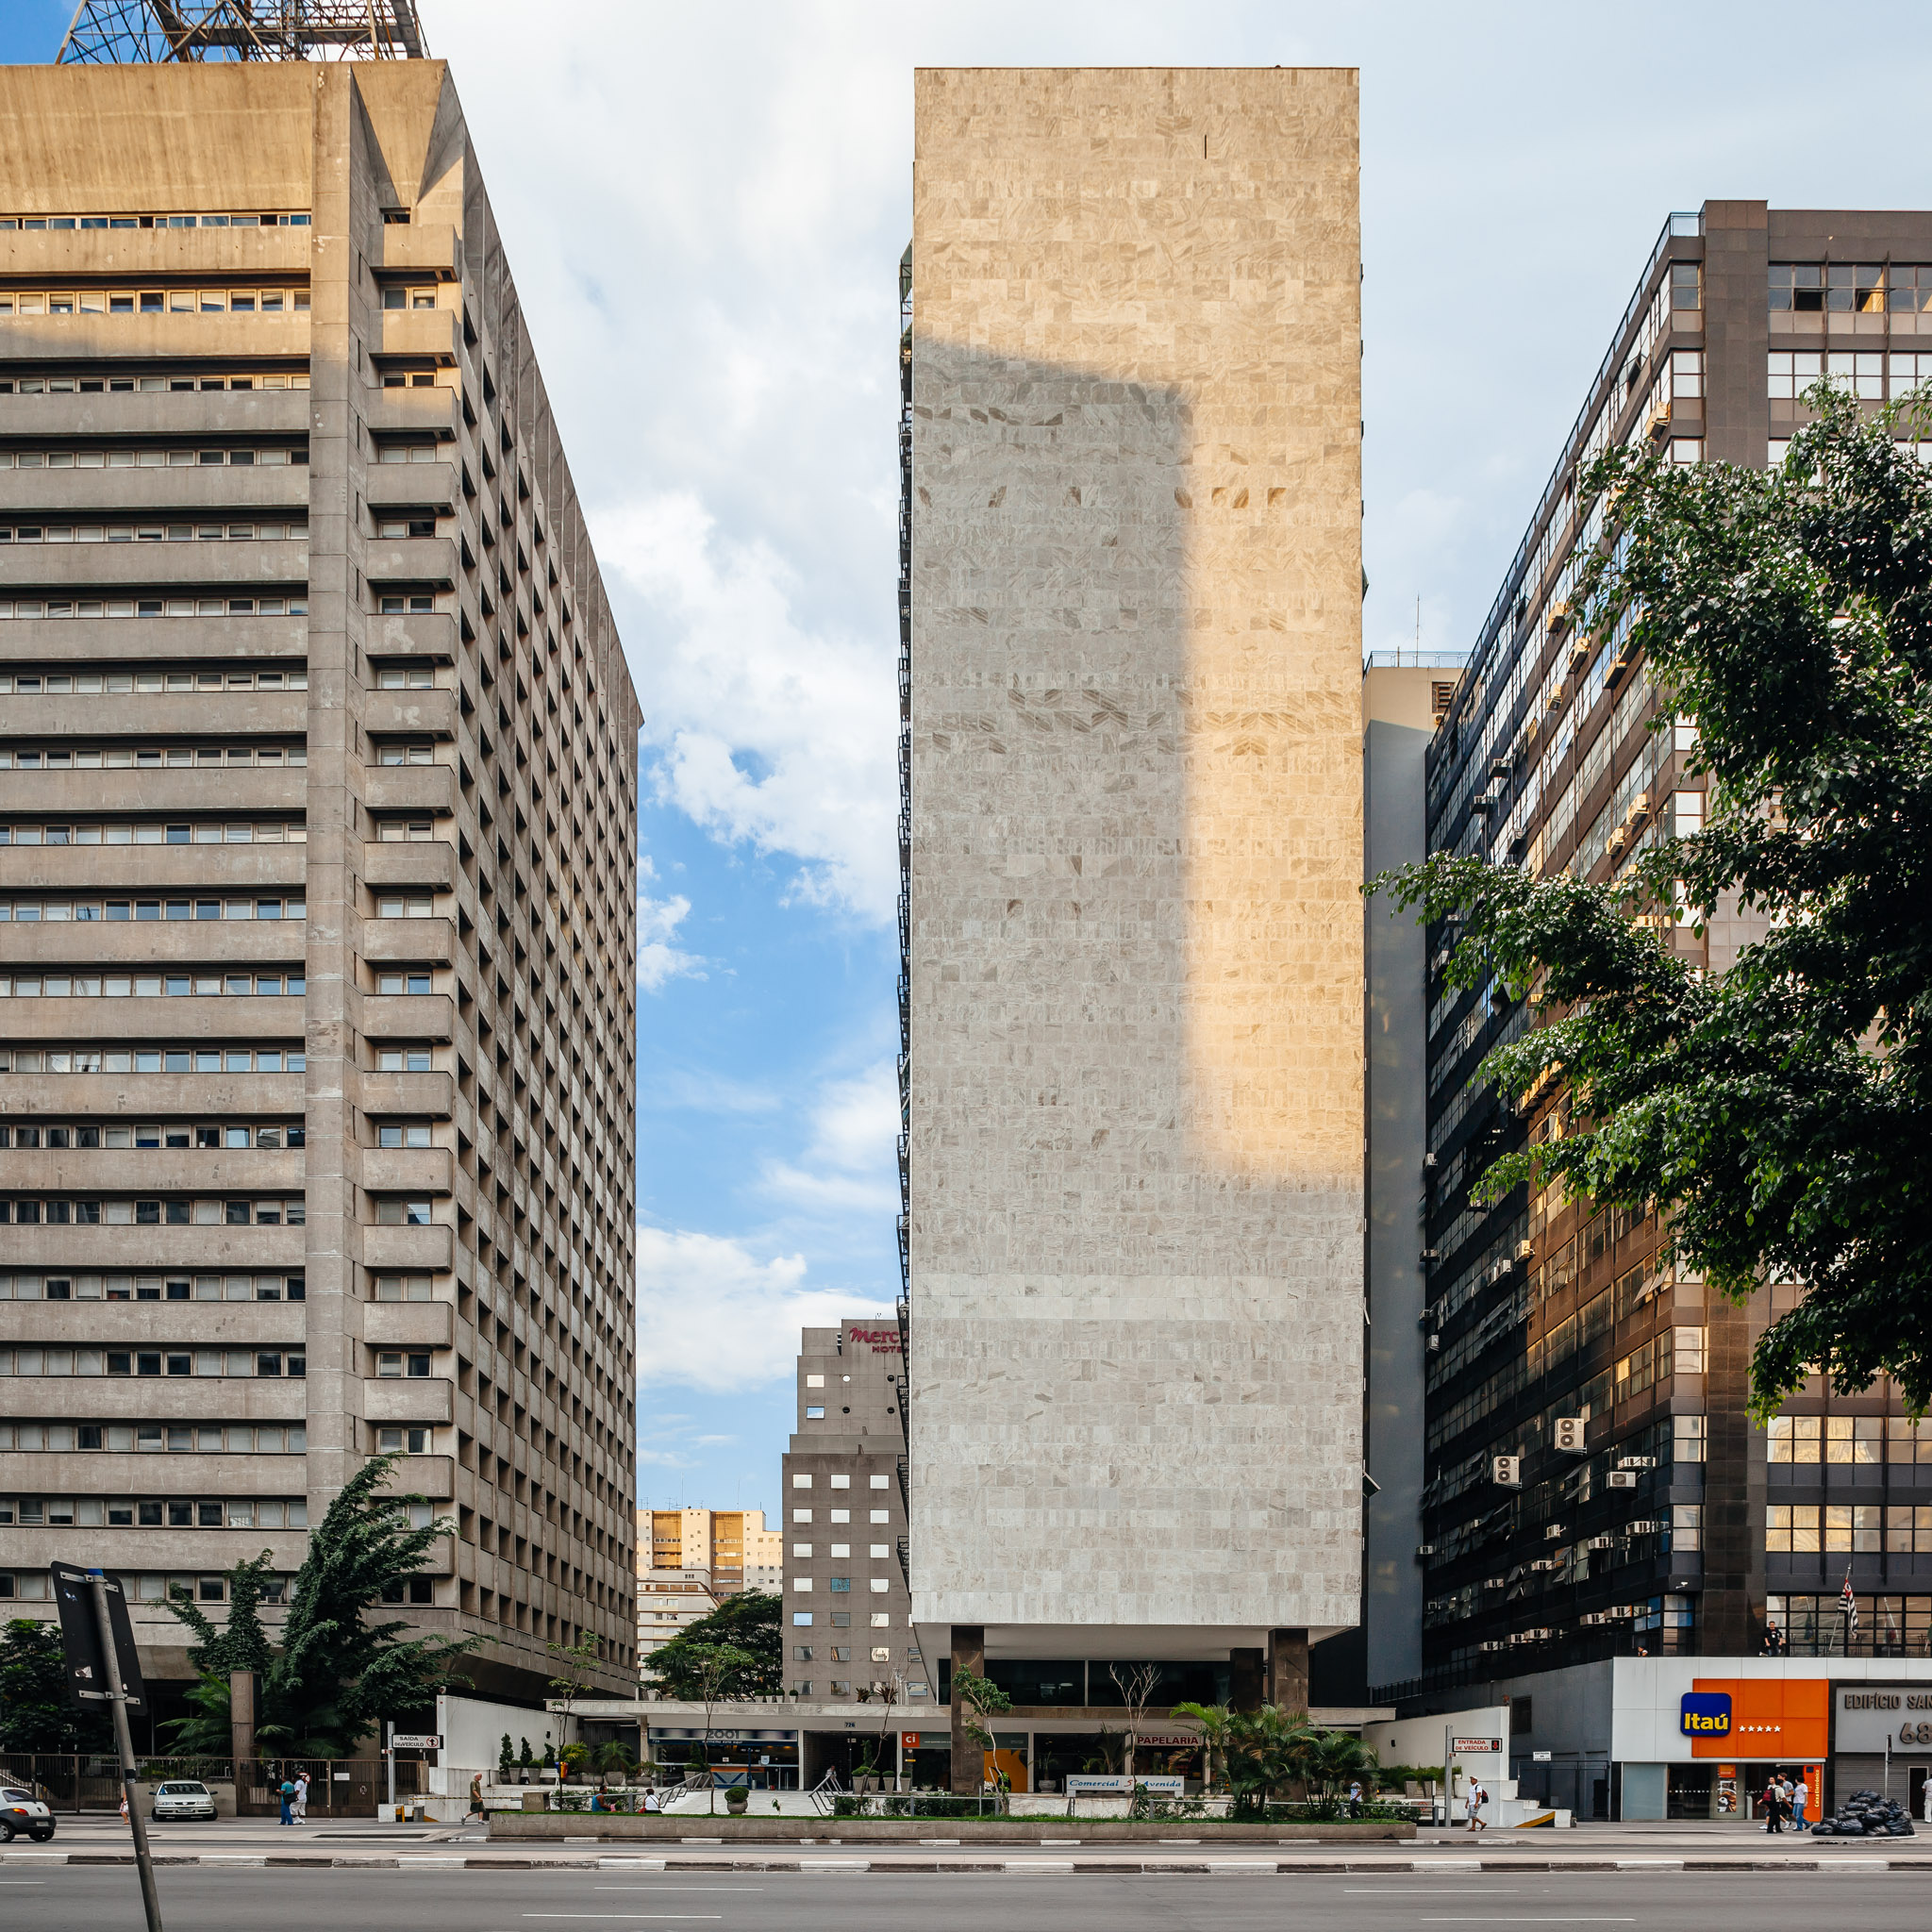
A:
50 1563 145 1713
391 1734 442 1750
1451 1736 1503 1754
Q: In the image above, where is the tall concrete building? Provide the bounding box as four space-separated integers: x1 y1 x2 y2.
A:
904 67 1366 1785
0 53 641 1707
1413 203 1932 1735
639 1506 781 1597
782 1317 919 1702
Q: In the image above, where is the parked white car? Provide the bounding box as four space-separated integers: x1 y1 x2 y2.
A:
151 1780 218 1822
0 1786 55 1842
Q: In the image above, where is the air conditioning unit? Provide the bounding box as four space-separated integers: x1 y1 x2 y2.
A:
1646 402 1672 438
1607 824 1629 857
1606 651 1632 684
1544 600 1572 634
1585 1535 1616 1550
1627 1519 1668 1535
1553 1417 1589 1455
1627 790 1651 823
1424 1152 1439 1170
1516 1239 1535 1263
1617 1456 1659 1471
1492 1455 1522 1488
1421 1248 1439 1265
1426 1334 1441 1353
1607 1470 1640 1490
1530 1557 1561 1574
1544 1523 1566 1541
1416 1543 1436 1559
1478 1640 1509 1654
1567 638 1591 675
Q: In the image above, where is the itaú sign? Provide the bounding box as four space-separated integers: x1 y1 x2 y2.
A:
1680 1691 1733 1737
848 1325 903 1354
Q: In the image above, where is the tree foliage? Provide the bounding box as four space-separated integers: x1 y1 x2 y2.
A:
0 1618 110 1754
1378 386 1932 1414
158 1455 477 1757
642 1590 780 1699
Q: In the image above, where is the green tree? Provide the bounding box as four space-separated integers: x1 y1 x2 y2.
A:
0 1618 109 1754
160 1551 275 1678
642 1590 780 1699
1378 386 1932 1415
1223 1704 1317 1816
499 1732 516 1777
949 1665 1011 1790
1171 1699 1237 1790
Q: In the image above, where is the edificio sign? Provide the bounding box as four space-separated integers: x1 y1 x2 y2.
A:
1833 1685 1932 1754
1680 1691 1733 1739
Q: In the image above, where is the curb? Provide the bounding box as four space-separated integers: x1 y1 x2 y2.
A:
8 1849 1932 1874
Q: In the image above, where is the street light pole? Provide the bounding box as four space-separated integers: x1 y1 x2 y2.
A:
90 1572 164 1932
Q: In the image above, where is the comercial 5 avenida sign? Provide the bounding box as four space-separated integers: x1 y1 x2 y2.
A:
1680 1691 1733 1738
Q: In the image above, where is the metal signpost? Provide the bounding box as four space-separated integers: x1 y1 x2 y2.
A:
50 1562 163 1932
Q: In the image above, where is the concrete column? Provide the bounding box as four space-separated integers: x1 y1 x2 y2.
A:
1228 1647 1264 1712
948 1624 985 1794
1267 1628 1310 1713
229 1670 258 1767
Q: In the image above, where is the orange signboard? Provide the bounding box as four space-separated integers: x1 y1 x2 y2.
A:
1690 1678 1829 1760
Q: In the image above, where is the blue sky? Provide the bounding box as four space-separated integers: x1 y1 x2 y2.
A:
11 1 1932 1525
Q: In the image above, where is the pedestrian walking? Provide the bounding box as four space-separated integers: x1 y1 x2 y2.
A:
1347 1778 1363 1819
1467 1778 1488 1831
1790 1773 1807 1828
278 1775 295 1826
468 1772 486 1822
1761 1774 1783 1833
292 1772 308 1823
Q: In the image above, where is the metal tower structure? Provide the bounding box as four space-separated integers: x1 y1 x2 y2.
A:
58 0 428 63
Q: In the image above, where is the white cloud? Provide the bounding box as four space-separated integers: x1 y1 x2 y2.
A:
637 856 704 992
605 492 898 924
758 1059 900 1216
635 1226 874 1392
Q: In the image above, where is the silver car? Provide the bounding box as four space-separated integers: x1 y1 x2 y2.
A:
0 1786 55 1842
151 1780 218 1822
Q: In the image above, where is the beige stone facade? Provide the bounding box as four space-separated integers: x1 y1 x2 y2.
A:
907 69 1366 1648
0 61 640 1703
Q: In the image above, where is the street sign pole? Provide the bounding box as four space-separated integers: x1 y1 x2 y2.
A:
90 1571 164 1932
387 1720 396 1817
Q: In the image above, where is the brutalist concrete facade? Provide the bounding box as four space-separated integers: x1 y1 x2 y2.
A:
905 68 1366 1756
780 1318 920 1703
0 60 640 1704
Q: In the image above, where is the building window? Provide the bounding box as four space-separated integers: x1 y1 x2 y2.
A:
869 1612 891 1628
805 1374 824 1388
791 1474 812 1489
1886 1506 1932 1553
1671 261 1701 311
1767 1414 1821 1463
1768 351 1824 399
793 1577 812 1592
1768 264 1824 313
376 1124 433 1149
868 1578 890 1594
1826 1415 1883 1463
830 1474 849 1490
1827 352 1886 399
804 1407 824 1420
828 1576 851 1592
791 1612 812 1627
1766 1505 1819 1552
868 1474 889 1490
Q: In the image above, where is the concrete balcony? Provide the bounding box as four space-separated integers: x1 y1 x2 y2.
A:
364 1301 455 1349
356 1069 454 1119
378 1452 456 1499
357 991 455 1043
363 764 456 815
378 309 460 365
0 386 312 436
362 687 457 739
1 1302 308 1345
361 1146 455 1196
362 841 454 891
358 915 455 965
366 609 457 659
364 387 460 442
0 314 311 366
0 994 304 1042
0 1148 303 1193
3 1528 314 1572
360 1223 454 1273
374 225 459 279
5 689 308 737
364 534 456 590
363 1375 454 1424
364 460 457 513
0 847 307 891
0 614 308 664
0 1375 307 1422
0 227 312 279
0 1074 306 1116
1 923 308 970
0 539 308 592
0 769 308 816
0 1224 305 1269
0 467 311 517
1 1452 310 1494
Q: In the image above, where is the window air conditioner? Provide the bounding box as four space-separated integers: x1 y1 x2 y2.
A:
1585 1535 1616 1550
1416 1543 1435 1559
1553 1417 1588 1455
1491 1455 1522 1487
1607 1470 1639 1490
1515 1239 1534 1263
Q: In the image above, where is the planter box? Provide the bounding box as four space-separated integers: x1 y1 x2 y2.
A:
489 1812 1414 1845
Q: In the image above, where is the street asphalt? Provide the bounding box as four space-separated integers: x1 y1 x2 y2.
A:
4 1861 1926 1931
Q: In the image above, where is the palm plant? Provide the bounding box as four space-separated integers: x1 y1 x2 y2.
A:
1171 1700 1236 1791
